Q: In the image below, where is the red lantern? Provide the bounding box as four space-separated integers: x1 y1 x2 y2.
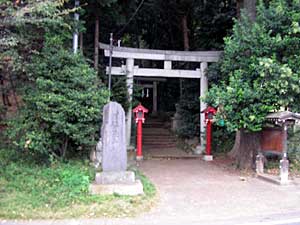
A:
202 106 217 159
133 104 149 160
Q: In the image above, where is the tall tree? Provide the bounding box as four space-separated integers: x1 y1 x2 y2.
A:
230 0 257 161
94 11 100 70
206 0 300 169
237 0 257 21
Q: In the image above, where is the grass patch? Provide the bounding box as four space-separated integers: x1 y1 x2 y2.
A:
0 148 157 219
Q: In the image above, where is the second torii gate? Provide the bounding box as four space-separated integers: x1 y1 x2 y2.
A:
100 42 222 152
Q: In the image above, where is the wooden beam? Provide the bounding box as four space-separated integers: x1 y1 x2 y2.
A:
100 43 222 62
106 66 201 79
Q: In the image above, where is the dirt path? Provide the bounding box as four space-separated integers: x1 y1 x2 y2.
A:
136 158 300 223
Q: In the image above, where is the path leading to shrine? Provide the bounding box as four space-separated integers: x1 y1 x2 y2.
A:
2 157 300 225
137 158 300 224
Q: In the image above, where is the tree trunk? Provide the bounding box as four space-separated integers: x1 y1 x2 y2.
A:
79 32 83 52
182 15 189 51
237 0 256 21
230 0 257 170
244 0 256 21
236 0 243 19
60 137 69 159
233 129 261 170
1 61 11 107
94 14 99 71
181 15 189 98
228 130 241 159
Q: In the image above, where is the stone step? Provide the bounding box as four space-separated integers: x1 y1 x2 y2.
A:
145 118 163 122
144 134 174 138
141 118 177 149
144 142 176 146
143 129 171 133
144 125 165 128
144 121 164 125
143 132 171 136
143 136 176 140
143 127 167 130
143 143 176 147
143 138 176 143
143 126 166 129
143 144 177 148
143 130 170 133
143 136 175 140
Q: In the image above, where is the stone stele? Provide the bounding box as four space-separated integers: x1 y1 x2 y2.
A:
90 101 144 196
101 101 127 171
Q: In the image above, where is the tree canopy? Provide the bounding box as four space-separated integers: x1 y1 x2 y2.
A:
206 0 300 132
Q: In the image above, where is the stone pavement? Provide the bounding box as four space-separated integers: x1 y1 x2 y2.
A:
2 157 300 225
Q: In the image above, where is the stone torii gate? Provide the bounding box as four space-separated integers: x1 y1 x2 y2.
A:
100 42 221 152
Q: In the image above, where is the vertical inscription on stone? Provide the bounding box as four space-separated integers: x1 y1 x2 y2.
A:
101 102 127 172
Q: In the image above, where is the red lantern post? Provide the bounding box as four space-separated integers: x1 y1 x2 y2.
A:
133 104 149 161
202 106 217 161
206 119 212 156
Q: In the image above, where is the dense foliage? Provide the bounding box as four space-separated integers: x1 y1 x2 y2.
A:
1 1 109 159
7 45 108 159
206 0 300 132
176 80 200 138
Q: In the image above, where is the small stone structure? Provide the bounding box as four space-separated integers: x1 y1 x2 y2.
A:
90 102 144 195
256 111 300 185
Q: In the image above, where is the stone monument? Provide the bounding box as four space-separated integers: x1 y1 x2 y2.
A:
90 102 144 195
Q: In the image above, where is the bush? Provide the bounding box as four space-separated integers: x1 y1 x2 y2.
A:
176 80 200 138
212 125 235 153
6 44 108 160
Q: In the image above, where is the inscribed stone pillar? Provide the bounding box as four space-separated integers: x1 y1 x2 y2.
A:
101 102 127 172
126 58 134 147
200 62 208 149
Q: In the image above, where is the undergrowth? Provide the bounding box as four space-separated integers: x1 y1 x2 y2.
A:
0 147 156 219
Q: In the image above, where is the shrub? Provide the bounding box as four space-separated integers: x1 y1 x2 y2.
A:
176 80 200 138
6 44 108 160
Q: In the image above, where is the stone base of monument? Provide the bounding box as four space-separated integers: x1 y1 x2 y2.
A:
90 171 144 196
203 155 213 161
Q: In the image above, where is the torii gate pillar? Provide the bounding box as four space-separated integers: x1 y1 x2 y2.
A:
126 58 134 148
152 81 158 115
195 62 208 153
